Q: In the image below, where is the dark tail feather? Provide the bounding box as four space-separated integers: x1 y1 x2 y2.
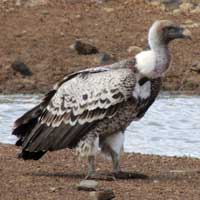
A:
18 150 46 160
12 105 43 146
12 90 56 146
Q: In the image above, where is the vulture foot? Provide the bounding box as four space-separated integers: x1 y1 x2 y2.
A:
112 171 148 179
85 172 116 181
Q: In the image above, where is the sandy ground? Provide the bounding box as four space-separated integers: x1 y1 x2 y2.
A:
0 0 199 94
0 144 200 200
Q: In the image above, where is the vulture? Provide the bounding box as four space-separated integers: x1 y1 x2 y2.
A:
12 20 191 178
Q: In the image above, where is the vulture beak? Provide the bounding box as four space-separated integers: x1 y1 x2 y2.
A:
166 26 192 41
182 28 192 40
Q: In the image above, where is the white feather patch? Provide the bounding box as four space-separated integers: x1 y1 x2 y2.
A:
133 81 151 100
104 132 124 155
135 50 156 78
140 81 151 99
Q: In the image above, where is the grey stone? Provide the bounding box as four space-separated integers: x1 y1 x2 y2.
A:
90 189 115 200
94 52 116 64
70 40 99 55
77 180 99 191
146 0 181 9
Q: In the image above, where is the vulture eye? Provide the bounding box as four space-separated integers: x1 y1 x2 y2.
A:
167 26 177 33
162 26 176 33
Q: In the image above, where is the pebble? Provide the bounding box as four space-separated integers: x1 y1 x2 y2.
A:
102 7 114 12
172 8 181 15
184 19 193 24
179 3 193 13
15 0 48 7
90 189 115 200
153 180 159 184
94 52 116 65
41 10 49 15
169 169 200 173
77 180 99 191
49 187 57 192
161 0 181 10
75 14 81 19
60 32 65 37
191 61 200 74
16 0 21 6
70 40 99 55
25 0 48 7
190 6 200 14
149 1 161 7
15 30 27 37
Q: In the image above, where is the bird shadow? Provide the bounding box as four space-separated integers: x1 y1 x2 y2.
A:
27 171 149 181
27 170 198 182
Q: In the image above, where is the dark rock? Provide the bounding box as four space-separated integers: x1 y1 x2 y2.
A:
11 60 32 76
162 0 181 9
146 0 181 9
147 0 181 4
70 40 99 55
76 180 98 191
90 189 115 200
94 52 116 65
161 0 181 4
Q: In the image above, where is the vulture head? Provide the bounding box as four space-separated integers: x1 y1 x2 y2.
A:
148 20 192 49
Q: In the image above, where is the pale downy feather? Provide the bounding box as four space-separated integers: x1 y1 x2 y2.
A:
135 51 156 78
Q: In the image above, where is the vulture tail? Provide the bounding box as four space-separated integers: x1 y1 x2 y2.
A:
12 90 56 147
18 150 46 160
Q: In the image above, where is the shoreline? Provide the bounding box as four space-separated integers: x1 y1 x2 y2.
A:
0 144 200 199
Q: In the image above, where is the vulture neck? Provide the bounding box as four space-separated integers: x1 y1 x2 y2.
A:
136 39 171 79
149 29 171 78
151 44 171 78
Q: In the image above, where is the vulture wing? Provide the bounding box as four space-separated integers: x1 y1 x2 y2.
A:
12 59 137 159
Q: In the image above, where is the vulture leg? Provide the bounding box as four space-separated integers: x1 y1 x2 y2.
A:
110 148 121 173
101 133 148 180
100 132 124 174
87 155 96 177
76 133 99 178
88 155 96 176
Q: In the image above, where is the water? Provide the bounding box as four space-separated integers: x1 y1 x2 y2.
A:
0 94 42 144
0 94 200 158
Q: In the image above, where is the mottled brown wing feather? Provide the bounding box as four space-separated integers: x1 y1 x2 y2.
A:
22 105 120 152
19 64 136 154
